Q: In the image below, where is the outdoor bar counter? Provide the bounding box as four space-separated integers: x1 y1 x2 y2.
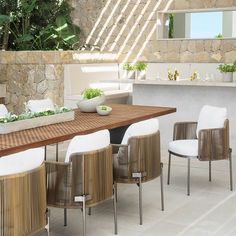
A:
133 80 236 152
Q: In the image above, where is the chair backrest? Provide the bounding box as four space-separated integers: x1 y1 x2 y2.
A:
46 130 113 208
0 104 8 118
197 105 227 138
65 129 110 162
0 148 46 235
0 148 44 176
27 98 55 113
116 119 161 183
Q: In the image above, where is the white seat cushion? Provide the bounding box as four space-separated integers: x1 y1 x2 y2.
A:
197 105 227 138
65 129 110 162
0 148 44 176
27 98 55 113
168 139 198 157
0 104 8 118
117 118 159 164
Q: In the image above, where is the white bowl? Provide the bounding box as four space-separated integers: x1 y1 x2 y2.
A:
96 105 112 116
77 95 105 112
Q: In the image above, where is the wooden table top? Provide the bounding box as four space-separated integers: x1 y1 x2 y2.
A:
0 104 176 156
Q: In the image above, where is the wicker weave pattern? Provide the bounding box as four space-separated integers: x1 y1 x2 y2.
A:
0 105 176 156
173 122 197 140
173 120 230 161
113 132 161 183
46 146 113 208
0 165 46 236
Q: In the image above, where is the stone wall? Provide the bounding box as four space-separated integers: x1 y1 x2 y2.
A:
71 0 236 63
0 51 116 113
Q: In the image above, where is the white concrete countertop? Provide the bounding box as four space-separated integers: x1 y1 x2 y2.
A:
0 84 6 97
135 80 236 88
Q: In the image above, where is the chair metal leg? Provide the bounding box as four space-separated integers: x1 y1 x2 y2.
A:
45 208 50 236
138 176 143 225
88 208 92 216
82 196 86 236
44 146 47 161
229 149 233 191
113 185 118 234
187 158 191 196
160 163 164 211
64 208 67 226
167 152 171 185
209 160 212 182
56 143 59 162
114 181 118 202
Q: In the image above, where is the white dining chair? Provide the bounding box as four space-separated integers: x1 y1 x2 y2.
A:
168 105 233 195
112 118 164 225
0 104 8 118
26 98 58 160
45 129 117 236
0 148 49 235
27 98 55 113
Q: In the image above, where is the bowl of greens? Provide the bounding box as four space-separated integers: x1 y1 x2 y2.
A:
77 88 105 112
96 105 112 116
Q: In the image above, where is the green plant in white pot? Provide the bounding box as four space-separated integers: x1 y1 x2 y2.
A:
123 63 135 79
77 88 105 112
135 61 148 80
218 61 236 82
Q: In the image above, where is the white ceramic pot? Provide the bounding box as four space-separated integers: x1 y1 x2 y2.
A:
96 105 112 116
77 95 105 112
126 71 135 80
136 71 146 80
222 72 233 82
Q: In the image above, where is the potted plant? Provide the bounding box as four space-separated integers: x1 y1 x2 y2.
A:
77 88 105 112
123 63 135 79
218 61 236 82
135 61 148 80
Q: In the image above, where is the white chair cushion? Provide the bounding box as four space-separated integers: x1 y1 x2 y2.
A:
196 105 227 138
27 98 55 113
65 129 110 162
121 118 159 145
168 139 198 157
117 118 159 164
0 148 44 176
0 104 8 118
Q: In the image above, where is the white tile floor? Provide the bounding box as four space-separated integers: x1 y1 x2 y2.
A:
37 143 236 236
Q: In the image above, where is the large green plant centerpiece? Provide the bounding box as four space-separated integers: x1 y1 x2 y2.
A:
0 0 80 50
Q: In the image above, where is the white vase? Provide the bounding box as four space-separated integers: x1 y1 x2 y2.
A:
222 72 233 82
126 71 135 80
136 71 146 80
77 95 105 112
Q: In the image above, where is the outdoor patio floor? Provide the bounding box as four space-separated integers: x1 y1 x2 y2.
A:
37 142 236 236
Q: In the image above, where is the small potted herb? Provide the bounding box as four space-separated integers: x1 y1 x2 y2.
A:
123 63 135 79
77 88 105 112
134 61 148 80
218 61 236 82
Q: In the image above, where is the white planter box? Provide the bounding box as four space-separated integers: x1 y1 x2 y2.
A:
0 111 75 134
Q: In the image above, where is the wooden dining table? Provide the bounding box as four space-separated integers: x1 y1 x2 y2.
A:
0 104 176 157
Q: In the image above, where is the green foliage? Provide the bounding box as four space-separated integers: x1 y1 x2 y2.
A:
168 13 174 39
82 88 104 100
134 61 148 71
0 0 80 50
123 63 135 71
215 33 223 39
0 106 71 123
218 61 236 73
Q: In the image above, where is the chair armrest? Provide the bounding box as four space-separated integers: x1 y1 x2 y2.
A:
198 125 229 161
173 122 197 140
44 161 70 166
